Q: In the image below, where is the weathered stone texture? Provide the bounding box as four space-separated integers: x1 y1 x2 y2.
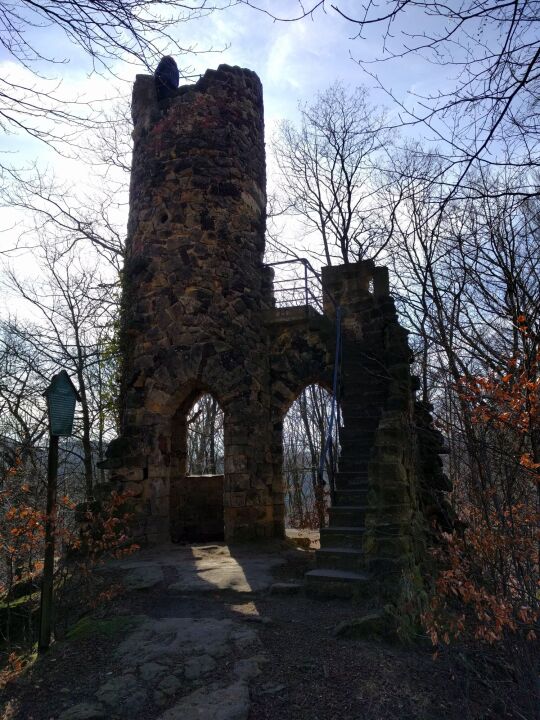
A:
111 65 274 542
103 62 449 611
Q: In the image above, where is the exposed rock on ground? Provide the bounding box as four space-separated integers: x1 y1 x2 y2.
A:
1 540 533 720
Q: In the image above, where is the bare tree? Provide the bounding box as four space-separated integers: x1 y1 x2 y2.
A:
2 236 118 498
1 168 126 267
382 154 540 646
273 82 395 264
283 384 336 528
244 1 540 204
0 0 233 160
186 394 224 474
0 326 48 466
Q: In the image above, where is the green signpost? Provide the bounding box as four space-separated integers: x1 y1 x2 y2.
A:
39 370 80 653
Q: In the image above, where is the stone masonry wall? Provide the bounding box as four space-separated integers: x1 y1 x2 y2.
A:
360 288 454 627
101 61 448 605
316 261 435 615
107 65 275 543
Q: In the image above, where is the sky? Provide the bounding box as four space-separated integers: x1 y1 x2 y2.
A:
0 0 465 316
0 0 452 173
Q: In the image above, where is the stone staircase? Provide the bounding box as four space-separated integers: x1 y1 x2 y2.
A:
305 343 386 595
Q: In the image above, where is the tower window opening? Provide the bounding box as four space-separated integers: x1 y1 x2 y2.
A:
186 393 224 475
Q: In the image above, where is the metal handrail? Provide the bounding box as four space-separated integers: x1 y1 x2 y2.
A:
266 257 339 312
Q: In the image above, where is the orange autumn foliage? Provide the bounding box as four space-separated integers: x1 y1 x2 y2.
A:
0 454 139 646
423 324 539 645
0 460 45 597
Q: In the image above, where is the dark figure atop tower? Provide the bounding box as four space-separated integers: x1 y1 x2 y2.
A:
155 55 179 100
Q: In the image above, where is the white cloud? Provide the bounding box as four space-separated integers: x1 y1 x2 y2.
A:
0 1 454 317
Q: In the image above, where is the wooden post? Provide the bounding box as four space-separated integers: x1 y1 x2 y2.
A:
38 433 59 653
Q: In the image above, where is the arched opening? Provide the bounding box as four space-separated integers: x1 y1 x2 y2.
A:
187 394 224 475
170 391 226 542
282 384 338 530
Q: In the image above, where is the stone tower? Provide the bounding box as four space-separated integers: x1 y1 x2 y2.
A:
112 65 276 542
104 64 451 606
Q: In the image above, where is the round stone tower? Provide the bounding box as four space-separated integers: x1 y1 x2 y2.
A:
113 65 277 543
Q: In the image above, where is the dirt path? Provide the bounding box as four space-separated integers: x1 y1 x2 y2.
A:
0 541 531 720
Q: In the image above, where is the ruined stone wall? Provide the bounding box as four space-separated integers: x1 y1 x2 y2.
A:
265 307 335 535
318 261 433 615
358 287 453 629
109 65 276 542
102 62 449 590
362 315 422 587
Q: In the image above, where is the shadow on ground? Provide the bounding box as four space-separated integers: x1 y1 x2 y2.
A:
1 535 534 720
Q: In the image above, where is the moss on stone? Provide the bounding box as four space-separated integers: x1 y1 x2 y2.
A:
0 592 40 644
67 615 144 642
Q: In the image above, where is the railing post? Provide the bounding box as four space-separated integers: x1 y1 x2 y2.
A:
303 261 309 315
266 257 338 314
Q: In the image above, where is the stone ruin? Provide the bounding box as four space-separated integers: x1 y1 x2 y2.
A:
103 64 451 599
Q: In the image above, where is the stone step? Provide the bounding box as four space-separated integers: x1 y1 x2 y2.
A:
339 437 375 451
340 444 372 455
334 488 369 505
328 505 367 527
320 526 365 549
335 471 369 486
340 427 376 437
305 568 370 583
339 422 379 440
339 420 379 441
339 445 375 457
315 546 365 572
337 463 371 476
338 452 372 465
339 429 376 439
338 459 372 473
335 482 369 493
338 463 371 475
339 435 374 446
340 411 383 423
337 474 371 486
305 568 371 597
334 486 369 496
335 470 369 479
338 435 377 447
339 470 370 480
